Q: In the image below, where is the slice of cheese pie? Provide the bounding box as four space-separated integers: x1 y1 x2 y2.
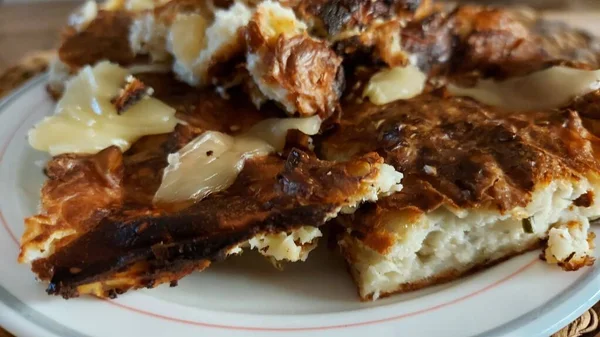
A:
320 93 600 300
20 64 402 298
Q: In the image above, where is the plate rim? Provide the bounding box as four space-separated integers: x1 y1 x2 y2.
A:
0 74 598 337
0 73 84 337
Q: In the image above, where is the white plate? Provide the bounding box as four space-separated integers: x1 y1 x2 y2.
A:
0 75 599 337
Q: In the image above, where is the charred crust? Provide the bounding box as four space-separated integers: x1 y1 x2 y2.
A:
297 0 426 36
112 76 153 114
574 191 595 208
29 143 385 298
322 94 600 234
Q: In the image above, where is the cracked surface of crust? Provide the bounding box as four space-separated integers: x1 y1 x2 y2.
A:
293 0 431 37
20 73 395 298
27 146 388 298
245 1 344 118
335 5 600 78
321 93 600 236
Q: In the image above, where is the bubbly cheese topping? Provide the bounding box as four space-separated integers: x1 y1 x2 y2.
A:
363 65 427 105
29 62 178 156
448 66 600 111
154 115 322 204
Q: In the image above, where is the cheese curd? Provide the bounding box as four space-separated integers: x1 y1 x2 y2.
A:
29 62 178 156
363 65 427 105
448 66 600 111
154 115 322 204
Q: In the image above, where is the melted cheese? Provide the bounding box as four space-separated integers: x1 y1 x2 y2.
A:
154 115 322 204
363 65 427 105
29 62 178 156
125 0 168 11
244 115 321 150
102 0 169 11
168 13 209 84
257 0 307 39
165 2 252 86
448 67 600 111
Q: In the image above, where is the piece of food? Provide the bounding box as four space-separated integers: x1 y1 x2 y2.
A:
292 0 432 38
153 115 323 204
30 62 179 156
320 93 599 300
21 145 401 298
22 0 600 303
447 66 600 111
334 4 600 78
20 68 403 298
245 1 344 117
50 0 349 119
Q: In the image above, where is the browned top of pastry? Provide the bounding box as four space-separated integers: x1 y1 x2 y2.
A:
335 5 600 78
29 146 385 298
320 93 600 232
20 72 390 298
58 11 137 69
293 0 431 37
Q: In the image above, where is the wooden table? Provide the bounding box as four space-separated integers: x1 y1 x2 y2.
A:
0 4 76 334
0 1 77 73
0 1 599 337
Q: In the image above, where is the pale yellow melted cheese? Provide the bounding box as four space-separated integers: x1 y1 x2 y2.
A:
257 1 307 39
448 66 600 111
154 115 322 204
28 61 178 156
168 13 209 85
363 65 427 105
102 0 170 11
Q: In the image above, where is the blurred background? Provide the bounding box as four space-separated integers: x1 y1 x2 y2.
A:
0 0 599 73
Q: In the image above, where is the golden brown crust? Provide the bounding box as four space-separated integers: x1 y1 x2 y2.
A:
29 147 386 298
321 94 600 235
21 77 393 298
542 221 596 271
0 50 55 100
245 13 344 118
448 7 600 77
58 11 137 69
19 147 124 263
